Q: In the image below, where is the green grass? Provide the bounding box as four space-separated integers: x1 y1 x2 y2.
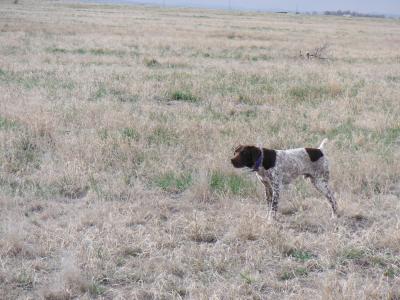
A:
46 47 126 57
210 171 256 196
0 116 18 130
155 172 192 193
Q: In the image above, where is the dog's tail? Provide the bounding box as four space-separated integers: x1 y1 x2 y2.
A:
318 138 328 150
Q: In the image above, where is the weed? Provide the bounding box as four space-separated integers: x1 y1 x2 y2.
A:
285 249 316 262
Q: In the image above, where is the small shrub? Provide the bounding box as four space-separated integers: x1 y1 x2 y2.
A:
91 85 108 101
190 231 217 243
15 271 34 290
384 267 398 279
342 248 365 260
240 273 254 284
278 267 309 281
147 127 177 145
120 127 139 141
144 58 160 67
169 90 199 102
4 133 41 174
121 247 142 257
383 127 400 146
88 281 105 297
385 75 400 83
55 176 89 199
0 68 7 77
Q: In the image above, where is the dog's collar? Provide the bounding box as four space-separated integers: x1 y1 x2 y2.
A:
252 147 264 171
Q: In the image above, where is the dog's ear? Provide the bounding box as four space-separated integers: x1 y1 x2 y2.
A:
239 146 260 168
233 144 243 153
249 146 261 164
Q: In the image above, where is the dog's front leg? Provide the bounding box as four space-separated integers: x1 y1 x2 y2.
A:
268 172 282 219
264 183 273 205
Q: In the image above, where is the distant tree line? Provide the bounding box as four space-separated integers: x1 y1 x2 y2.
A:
324 10 385 18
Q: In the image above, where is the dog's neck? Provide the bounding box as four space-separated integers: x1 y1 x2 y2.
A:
252 147 264 171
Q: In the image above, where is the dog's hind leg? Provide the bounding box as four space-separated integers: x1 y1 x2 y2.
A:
310 177 338 217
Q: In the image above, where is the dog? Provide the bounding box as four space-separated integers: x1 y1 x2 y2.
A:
230 139 337 218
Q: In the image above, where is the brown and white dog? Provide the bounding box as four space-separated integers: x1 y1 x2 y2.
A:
231 139 337 218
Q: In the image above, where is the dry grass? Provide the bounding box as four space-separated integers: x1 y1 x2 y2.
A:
1 0 400 298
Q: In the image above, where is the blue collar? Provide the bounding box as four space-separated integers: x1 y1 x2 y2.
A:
253 147 264 171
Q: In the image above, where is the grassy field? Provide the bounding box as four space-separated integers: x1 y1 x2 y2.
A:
1 0 400 299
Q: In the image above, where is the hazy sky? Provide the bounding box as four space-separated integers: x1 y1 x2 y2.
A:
104 0 400 15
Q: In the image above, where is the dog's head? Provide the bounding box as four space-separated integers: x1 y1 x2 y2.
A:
230 145 261 169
